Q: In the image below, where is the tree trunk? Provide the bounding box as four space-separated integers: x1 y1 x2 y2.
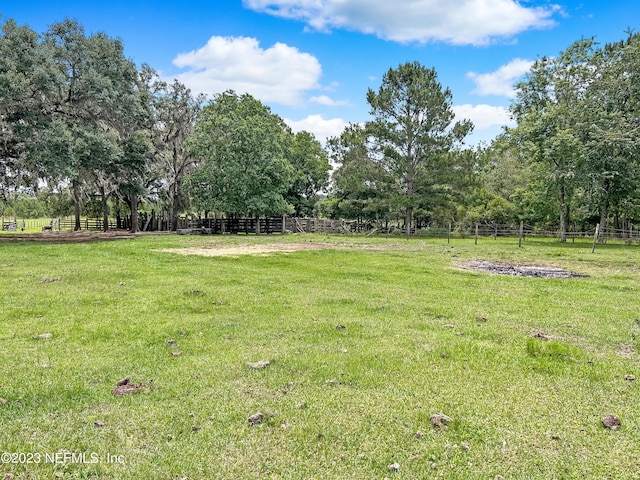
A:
598 201 609 244
170 183 180 232
72 179 81 231
405 177 414 239
558 181 568 243
101 187 109 232
129 193 138 233
405 206 413 238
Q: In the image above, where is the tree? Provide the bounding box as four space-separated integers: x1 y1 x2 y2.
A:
511 40 594 241
149 75 204 231
581 33 640 240
366 61 472 237
119 130 153 232
13 19 147 231
186 91 293 217
328 123 392 221
0 19 55 204
511 34 640 240
285 131 331 217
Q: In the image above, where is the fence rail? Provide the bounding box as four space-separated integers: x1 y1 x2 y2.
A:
3 215 639 243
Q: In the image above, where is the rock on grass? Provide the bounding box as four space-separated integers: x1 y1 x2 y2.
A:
430 413 453 429
247 360 270 369
602 415 621 430
248 412 264 425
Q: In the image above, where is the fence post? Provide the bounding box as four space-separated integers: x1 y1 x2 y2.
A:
494 225 497 240
475 223 479 245
592 223 600 253
448 222 451 244
518 221 524 248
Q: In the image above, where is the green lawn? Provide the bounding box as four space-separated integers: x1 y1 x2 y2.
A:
1 234 639 479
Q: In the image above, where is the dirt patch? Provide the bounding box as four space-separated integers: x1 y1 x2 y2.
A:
616 344 636 358
111 377 145 396
0 231 135 243
156 242 333 257
460 260 588 278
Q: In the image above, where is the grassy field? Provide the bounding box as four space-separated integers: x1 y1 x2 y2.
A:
1 233 639 479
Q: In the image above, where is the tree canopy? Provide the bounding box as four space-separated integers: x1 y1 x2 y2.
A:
3 15 640 239
186 91 295 217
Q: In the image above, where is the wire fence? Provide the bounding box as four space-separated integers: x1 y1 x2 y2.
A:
2 216 639 245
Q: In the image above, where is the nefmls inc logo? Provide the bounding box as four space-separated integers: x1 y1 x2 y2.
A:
46 452 100 464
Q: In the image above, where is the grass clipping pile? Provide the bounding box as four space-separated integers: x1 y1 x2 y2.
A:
460 260 588 279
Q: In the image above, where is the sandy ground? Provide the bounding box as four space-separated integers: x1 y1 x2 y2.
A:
156 242 334 257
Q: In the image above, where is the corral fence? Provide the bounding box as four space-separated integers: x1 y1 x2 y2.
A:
2 215 640 243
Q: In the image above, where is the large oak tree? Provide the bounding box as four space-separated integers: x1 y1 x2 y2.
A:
186 91 293 217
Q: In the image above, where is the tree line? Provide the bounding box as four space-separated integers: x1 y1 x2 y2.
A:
2 17 639 239
0 18 330 232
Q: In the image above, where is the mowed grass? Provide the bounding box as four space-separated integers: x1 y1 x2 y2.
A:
1 234 639 479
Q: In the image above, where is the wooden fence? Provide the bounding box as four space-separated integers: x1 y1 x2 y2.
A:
4 215 640 243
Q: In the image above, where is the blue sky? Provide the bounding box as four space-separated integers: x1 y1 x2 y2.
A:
2 1 637 146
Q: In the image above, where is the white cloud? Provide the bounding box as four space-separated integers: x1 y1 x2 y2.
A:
452 104 515 131
467 58 534 97
309 95 350 106
284 114 347 143
243 0 559 45
172 36 322 106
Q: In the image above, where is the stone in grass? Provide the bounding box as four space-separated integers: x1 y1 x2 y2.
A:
34 333 53 339
0 398 7 405
94 420 105 427
602 415 621 430
171 351 182 357
247 360 270 369
42 276 62 283
388 462 400 472
624 374 636 381
248 412 264 426
430 413 453 429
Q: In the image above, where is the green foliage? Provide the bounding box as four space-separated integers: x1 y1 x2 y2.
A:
365 61 473 234
147 75 205 229
285 131 331 216
510 32 640 237
462 190 517 227
0 17 154 230
328 123 393 221
186 91 295 217
0 193 45 218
